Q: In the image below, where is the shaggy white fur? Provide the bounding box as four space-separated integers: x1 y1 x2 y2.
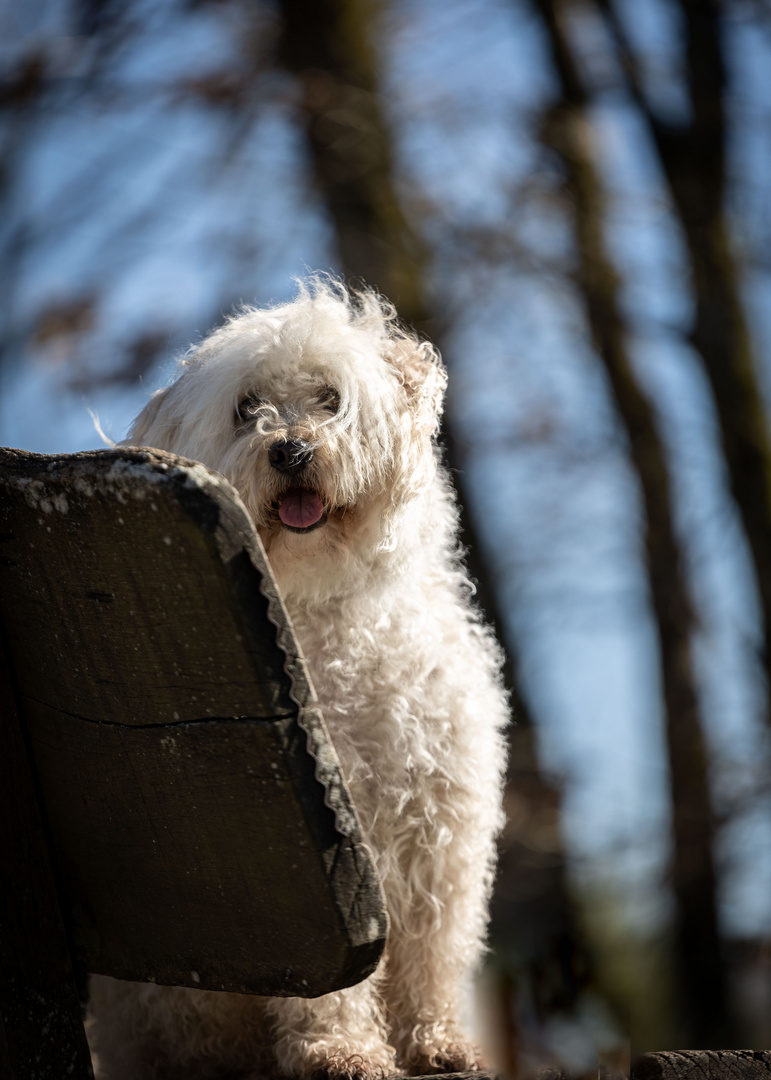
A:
86 279 509 1080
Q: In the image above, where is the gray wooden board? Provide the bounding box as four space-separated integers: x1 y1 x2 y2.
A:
0 446 387 998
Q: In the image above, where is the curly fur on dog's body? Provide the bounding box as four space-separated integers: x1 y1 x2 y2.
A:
87 281 509 1079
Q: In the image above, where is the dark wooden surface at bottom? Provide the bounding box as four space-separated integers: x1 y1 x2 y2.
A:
528 1049 771 1079
632 1051 771 1079
411 1074 499 1080
271 1054 771 1080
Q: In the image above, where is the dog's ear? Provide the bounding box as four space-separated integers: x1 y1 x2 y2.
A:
386 339 447 437
124 386 178 451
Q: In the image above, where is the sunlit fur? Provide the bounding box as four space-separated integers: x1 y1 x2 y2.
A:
87 278 509 1080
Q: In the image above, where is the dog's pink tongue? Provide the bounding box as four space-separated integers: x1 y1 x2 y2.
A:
279 490 324 529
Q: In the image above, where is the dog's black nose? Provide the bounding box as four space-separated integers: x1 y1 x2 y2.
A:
268 439 313 472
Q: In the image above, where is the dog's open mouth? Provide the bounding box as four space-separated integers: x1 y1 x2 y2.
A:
277 488 327 533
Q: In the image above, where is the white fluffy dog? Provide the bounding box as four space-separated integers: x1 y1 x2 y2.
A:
87 280 509 1080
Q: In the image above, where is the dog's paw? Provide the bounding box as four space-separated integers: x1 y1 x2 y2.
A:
307 1053 389 1080
406 1043 485 1076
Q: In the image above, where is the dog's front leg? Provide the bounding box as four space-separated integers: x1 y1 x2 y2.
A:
381 800 498 1076
265 973 396 1080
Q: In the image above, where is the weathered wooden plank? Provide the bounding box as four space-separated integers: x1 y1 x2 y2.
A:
632 1051 771 1079
0 632 94 1079
25 700 368 996
0 446 387 1001
533 1052 771 1080
0 451 294 725
412 1074 498 1080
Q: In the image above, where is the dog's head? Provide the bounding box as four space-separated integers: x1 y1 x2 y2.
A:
126 279 447 601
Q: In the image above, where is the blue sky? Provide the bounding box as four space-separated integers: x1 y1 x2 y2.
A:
2 0 770 941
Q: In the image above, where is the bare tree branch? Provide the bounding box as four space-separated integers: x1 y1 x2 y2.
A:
598 0 771 704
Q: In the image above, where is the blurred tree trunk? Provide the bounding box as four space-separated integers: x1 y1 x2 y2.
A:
533 0 734 1049
276 0 426 328
598 0 771 709
0 55 46 381
276 0 593 1064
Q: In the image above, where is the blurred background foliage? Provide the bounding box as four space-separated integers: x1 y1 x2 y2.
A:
2 0 771 1072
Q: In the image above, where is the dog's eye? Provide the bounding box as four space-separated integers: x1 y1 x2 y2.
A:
236 394 266 422
319 387 340 414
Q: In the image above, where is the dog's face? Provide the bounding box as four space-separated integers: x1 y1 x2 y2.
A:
126 284 446 603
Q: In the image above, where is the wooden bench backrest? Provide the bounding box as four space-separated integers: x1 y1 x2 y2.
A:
0 447 386 1076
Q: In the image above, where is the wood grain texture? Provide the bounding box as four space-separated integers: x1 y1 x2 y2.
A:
632 1051 771 1080
0 450 294 725
0 446 387 1000
408 1074 498 1080
532 1052 771 1079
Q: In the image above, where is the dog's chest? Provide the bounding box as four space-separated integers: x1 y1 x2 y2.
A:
288 604 442 797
